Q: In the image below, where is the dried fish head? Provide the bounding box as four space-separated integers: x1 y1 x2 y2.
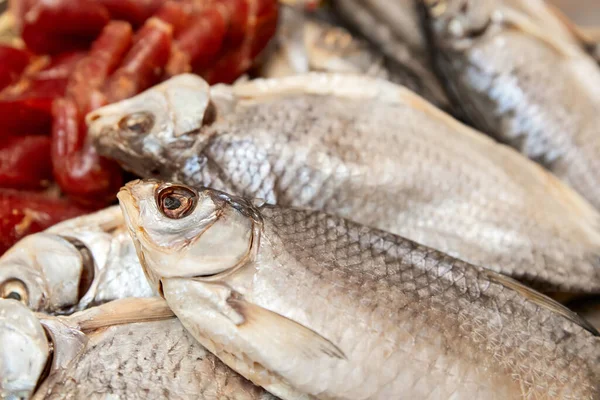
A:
0 299 49 399
117 180 256 293
86 74 212 180
421 0 497 47
0 233 98 312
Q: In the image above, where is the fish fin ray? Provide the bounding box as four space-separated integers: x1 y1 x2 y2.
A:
228 297 346 360
69 297 175 333
486 271 599 336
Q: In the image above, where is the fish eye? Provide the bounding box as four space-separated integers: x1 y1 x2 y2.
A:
118 111 155 135
156 185 198 219
0 278 29 305
59 236 96 301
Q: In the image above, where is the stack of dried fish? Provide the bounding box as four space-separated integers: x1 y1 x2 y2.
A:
2 0 600 399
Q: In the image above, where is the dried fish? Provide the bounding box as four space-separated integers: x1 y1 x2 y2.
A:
89 73 600 295
422 0 600 210
0 206 153 313
117 179 600 399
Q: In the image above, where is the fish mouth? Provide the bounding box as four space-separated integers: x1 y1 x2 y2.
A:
117 185 164 295
0 300 50 398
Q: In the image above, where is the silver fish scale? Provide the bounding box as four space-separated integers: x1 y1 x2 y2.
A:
253 205 600 398
40 319 277 400
173 93 600 294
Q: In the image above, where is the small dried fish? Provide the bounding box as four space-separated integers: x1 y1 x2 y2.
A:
259 5 450 109
327 0 451 111
422 0 600 210
0 206 153 314
0 297 277 400
89 73 600 295
118 179 600 399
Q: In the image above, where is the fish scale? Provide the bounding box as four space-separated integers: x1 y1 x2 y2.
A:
6 300 279 400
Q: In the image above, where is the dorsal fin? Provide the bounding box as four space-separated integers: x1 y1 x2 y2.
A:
487 270 599 336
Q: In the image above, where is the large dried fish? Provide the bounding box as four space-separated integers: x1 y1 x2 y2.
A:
421 0 600 210
259 5 450 109
118 179 600 399
89 73 600 295
0 297 276 400
0 206 152 314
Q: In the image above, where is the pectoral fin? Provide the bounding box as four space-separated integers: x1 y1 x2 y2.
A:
66 297 175 333
228 296 346 360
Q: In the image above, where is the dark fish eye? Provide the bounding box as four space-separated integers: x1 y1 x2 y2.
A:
164 196 181 210
156 185 198 219
0 278 29 305
118 111 155 135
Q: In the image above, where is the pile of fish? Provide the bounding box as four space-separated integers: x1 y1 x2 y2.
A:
2 0 600 398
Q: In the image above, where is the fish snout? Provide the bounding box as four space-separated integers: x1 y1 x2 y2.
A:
0 299 49 399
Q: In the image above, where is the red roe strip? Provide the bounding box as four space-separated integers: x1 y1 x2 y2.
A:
215 0 249 49
51 98 123 207
0 135 52 190
174 8 227 72
104 18 173 103
67 21 133 114
98 0 164 28
0 46 32 91
154 1 194 35
0 52 86 135
21 0 110 54
0 188 92 255
201 0 278 83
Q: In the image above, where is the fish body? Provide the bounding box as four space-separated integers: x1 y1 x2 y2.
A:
259 5 449 109
118 179 600 400
422 0 600 210
89 73 600 295
0 206 153 313
0 297 276 400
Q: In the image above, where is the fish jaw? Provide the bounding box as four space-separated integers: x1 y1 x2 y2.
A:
87 74 211 180
420 0 498 50
0 299 49 399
